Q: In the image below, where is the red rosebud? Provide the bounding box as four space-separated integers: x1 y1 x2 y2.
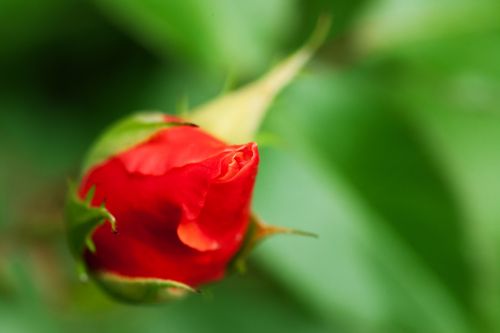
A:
65 18 328 302
77 116 259 289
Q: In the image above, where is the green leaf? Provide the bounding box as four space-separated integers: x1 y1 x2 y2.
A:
92 272 197 304
82 112 178 174
68 270 333 332
94 0 296 76
65 182 116 258
254 147 472 333
410 107 500 331
252 70 474 332
352 0 500 56
361 26 500 329
0 0 67 62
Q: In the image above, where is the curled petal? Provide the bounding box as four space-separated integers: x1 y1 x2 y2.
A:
177 143 259 252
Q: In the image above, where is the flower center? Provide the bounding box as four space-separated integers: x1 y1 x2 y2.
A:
217 147 254 183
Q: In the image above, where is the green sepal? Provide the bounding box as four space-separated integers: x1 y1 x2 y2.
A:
81 112 194 175
65 183 197 304
186 15 331 144
92 272 198 304
230 215 261 273
231 213 317 273
64 181 116 258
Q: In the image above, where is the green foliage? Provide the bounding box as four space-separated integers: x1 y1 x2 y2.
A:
253 71 473 332
94 0 295 77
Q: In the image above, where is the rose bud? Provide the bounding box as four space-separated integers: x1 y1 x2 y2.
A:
66 113 261 302
66 17 329 303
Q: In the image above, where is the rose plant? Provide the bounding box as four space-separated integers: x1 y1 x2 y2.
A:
65 17 329 303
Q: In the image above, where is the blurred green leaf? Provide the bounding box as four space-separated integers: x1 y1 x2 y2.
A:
0 0 66 61
354 15 500 328
410 106 500 332
352 0 500 57
252 69 474 332
254 146 471 333
0 254 62 333
383 37 500 329
272 68 471 300
297 0 369 36
60 273 333 333
94 0 297 76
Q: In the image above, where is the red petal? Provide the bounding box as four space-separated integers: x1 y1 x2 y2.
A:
177 143 258 252
79 125 259 286
118 126 228 176
80 158 237 286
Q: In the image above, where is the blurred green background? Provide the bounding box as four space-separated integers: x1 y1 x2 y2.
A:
1 0 500 332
